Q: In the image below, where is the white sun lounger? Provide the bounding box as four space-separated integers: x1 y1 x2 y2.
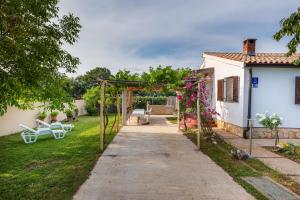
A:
19 124 66 144
36 119 74 132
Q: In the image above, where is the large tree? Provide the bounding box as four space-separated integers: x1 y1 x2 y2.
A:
76 67 112 90
0 0 81 115
63 67 112 98
273 7 300 59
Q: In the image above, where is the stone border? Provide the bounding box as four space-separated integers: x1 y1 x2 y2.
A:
216 120 244 137
216 120 300 139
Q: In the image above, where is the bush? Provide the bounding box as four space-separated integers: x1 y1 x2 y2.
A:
38 111 47 120
83 86 115 116
64 109 73 118
134 96 167 108
86 104 99 116
83 86 100 116
74 108 79 117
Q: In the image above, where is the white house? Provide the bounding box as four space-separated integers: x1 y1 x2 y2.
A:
198 39 300 139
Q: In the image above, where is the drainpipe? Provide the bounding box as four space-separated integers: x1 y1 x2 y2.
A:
244 67 252 138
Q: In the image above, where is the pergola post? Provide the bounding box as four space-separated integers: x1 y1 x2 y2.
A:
177 98 180 131
99 81 105 152
122 88 127 126
116 93 120 131
196 82 201 150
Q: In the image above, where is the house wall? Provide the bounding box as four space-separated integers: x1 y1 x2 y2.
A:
202 55 300 138
252 67 300 128
0 100 87 136
202 55 246 135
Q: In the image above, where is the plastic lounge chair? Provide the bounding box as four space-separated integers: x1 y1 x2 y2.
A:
36 119 74 132
19 124 66 144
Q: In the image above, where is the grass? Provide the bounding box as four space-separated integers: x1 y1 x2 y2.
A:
0 115 118 200
182 129 300 200
166 116 177 124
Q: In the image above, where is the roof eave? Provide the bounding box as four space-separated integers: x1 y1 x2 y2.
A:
245 63 300 68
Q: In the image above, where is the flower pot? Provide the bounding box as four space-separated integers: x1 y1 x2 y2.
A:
51 116 57 123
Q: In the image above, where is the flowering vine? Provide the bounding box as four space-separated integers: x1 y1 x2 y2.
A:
177 75 219 119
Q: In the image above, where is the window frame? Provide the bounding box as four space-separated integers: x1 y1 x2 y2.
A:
217 76 239 103
295 77 300 104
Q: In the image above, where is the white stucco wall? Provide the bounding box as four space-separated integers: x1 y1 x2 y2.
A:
252 67 300 128
0 100 87 136
202 54 246 127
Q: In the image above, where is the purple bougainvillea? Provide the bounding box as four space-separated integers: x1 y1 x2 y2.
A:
177 76 219 118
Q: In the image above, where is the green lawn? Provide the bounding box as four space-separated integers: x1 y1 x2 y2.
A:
0 115 118 200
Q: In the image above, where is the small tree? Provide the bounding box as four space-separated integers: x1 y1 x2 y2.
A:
256 113 282 146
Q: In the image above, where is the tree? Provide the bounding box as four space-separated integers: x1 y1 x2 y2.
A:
77 67 112 88
143 66 190 92
273 7 300 60
64 67 112 98
62 76 86 99
114 69 139 81
0 0 81 115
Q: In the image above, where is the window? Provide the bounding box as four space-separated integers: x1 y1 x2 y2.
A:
217 79 224 101
295 77 300 104
217 76 239 102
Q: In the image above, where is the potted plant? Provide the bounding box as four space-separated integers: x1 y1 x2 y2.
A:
256 113 282 146
50 111 59 122
65 109 73 122
38 111 47 121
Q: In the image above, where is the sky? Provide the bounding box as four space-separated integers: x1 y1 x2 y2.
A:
58 0 300 76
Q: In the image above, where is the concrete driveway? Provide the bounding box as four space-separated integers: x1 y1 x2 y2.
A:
74 116 254 200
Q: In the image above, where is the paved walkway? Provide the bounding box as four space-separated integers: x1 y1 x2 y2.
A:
74 116 254 200
215 129 300 184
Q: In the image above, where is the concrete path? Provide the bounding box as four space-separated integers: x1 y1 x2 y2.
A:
74 116 254 200
215 129 300 184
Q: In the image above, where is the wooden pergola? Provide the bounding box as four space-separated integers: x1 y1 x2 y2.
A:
97 78 204 152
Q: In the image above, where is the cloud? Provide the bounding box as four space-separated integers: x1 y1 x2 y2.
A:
59 0 299 76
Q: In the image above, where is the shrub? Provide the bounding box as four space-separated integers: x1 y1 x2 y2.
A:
74 108 79 117
38 111 47 120
83 86 100 116
86 104 99 116
134 96 167 108
64 109 73 118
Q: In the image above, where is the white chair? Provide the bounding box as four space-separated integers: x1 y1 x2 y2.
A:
144 108 152 123
36 119 74 132
19 124 66 144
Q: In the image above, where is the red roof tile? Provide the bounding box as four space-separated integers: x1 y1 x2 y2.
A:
204 52 300 65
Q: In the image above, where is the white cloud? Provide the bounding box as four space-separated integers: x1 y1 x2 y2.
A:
59 0 299 76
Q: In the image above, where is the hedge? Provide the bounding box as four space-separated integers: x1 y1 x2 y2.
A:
134 96 167 108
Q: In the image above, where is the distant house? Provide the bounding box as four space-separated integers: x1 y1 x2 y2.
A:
198 39 300 138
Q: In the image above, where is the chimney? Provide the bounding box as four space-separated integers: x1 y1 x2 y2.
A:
243 39 257 56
